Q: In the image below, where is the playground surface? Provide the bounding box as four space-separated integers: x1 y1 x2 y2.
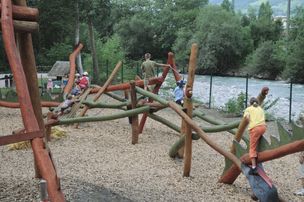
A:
0 96 302 202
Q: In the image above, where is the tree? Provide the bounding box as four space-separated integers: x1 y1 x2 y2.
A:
174 5 252 74
245 40 285 80
249 2 283 48
78 0 111 84
221 0 233 13
283 8 304 83
284 35 304 83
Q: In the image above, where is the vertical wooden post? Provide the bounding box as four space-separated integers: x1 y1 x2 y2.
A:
183 43 198 177
46 112 53 142
130 81 139 144
124 89 132 124
177 108 187 158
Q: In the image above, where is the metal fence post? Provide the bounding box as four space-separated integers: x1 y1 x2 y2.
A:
289 81 293 123
245 74 249 108
106 60 109 80
121 61 124 83
209 74 213 109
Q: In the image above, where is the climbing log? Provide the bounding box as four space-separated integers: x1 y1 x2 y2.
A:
230 117 249 154
0 19 38 32
130 81 139 144
1 0 64 201
219 140 304 184
56 106 150 125
183 43 198 177
0 3 38 21
0 100 60 108
169 120 241 158
135 87 242 169
76 61 122 123
63 43 83 98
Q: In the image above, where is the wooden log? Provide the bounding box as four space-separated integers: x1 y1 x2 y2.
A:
1 1 64 201
76 61 122 127
230 117 249 154
219 140 304 184
63 43 83 98
57 106 150 125
46 112 53 141
89 77 163 94
130 81 139 144
0 3 38 21
0 19 39 32
169 120 241 158
105 92 127 102
124 89 132 124
134 87 242 169
183 43 198 177
257 87 269 105
0 100 60 108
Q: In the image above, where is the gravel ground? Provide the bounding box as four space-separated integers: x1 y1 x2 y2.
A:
0 98 303 202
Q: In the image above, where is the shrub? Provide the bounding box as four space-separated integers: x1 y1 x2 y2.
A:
224 92 246 116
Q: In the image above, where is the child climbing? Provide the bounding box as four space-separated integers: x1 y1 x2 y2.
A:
58 95 75 115
243 97 267 175
174 80 185 106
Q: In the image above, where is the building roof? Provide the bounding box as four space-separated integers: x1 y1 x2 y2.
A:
47 61 70 77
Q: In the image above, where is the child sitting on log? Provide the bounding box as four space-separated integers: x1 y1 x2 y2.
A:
243 97 267 175
58 95 75 115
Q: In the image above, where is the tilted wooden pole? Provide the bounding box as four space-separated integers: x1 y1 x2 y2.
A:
63 42 83 99
130 81 139 144
1 1 64 201
77 61 122 116
183 43 198 177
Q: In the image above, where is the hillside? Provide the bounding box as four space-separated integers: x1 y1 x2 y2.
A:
209 0 304 16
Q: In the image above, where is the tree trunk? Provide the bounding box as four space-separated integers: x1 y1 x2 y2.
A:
75 0 83 74
88 17 99 84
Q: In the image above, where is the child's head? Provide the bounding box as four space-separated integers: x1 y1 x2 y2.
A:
249 97 259 107
177 80 185 88
67 95 73 100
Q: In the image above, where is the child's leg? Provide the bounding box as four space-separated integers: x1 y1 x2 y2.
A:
249 125 266 168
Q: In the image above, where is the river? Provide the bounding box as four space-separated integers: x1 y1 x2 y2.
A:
1 73 303 121
176 74 304 121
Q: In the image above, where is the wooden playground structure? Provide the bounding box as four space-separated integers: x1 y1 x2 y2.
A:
0 1 304 201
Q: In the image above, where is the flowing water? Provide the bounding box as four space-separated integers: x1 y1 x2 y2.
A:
163 74 304 121
1 73 303 121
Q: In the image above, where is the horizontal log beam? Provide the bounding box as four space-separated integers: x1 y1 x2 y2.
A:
219 140 304 184
0 4 38 21
0 130 43 146
0 100 60 108
0 19 38 32
56 106 150 125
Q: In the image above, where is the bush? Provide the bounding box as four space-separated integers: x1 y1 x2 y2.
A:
224 92 246 116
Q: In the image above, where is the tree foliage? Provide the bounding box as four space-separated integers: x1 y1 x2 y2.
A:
245 40 285 80
0 1 303 84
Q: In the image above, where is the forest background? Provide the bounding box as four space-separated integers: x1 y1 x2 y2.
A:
0 0 303 84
